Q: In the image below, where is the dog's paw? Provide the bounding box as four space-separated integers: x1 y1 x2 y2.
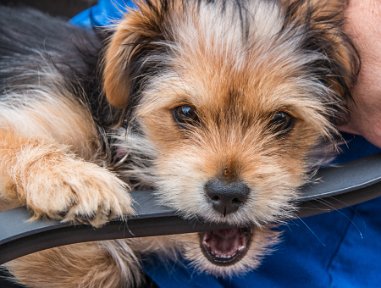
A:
18 156 133 227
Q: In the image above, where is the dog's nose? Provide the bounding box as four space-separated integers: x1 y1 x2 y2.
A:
204 178 250 215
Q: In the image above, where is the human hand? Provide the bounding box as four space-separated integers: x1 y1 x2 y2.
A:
340 0 381 148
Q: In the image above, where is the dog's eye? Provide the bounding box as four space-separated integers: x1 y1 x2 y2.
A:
269 111 295 135
172 105 199 127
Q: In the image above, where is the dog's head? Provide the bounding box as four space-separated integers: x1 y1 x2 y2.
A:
104 0 358 276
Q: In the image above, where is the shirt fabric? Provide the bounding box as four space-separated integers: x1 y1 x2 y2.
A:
72 2 381 286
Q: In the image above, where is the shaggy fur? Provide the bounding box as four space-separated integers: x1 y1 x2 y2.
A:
0 0 359 287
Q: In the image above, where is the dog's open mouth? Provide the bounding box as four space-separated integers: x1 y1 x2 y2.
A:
200 227 252 266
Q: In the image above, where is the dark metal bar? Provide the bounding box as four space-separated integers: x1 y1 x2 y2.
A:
1 154 381 265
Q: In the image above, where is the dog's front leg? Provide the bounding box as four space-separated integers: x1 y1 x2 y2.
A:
6 240 142 288
0 130 133 227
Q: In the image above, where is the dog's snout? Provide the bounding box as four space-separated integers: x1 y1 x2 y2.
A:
204 178 250 215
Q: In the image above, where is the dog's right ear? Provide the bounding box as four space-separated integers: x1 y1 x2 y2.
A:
103 0 170 108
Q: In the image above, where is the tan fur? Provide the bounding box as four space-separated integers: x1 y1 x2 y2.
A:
6 241 141 288
103 0 183 108
2 0 359 287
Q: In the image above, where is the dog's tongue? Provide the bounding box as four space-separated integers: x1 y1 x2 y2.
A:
203 228 245 257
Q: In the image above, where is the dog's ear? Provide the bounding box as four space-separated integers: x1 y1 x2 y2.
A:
281 0 359 120
103 0 170 108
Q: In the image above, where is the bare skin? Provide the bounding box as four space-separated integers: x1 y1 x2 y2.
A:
341 0 381 148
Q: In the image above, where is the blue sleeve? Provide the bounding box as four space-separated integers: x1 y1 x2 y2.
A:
70 0 136 28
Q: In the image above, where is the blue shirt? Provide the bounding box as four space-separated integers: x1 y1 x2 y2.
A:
72 3 381 286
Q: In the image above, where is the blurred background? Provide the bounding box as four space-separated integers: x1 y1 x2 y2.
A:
0 0 96 17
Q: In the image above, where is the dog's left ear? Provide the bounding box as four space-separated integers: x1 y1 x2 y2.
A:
103 0 170 108
281 0 360 120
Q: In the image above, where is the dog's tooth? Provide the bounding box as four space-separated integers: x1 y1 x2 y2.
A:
238 245 246 251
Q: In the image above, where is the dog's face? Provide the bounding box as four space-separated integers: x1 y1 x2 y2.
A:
105 0 358 276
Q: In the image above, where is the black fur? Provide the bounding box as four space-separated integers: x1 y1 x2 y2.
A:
0 6 125 128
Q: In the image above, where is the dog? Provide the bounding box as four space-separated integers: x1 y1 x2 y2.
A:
0 0 359 287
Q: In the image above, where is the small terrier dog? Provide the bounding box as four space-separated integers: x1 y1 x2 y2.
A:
0 0 359 287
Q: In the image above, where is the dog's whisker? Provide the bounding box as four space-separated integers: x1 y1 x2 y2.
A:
313 198 364 239
294 216 326 247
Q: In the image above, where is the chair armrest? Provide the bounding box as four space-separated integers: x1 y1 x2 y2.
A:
1 154 381 264
299 153 381 216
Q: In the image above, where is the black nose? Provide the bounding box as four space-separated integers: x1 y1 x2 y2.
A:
204 178 250 216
